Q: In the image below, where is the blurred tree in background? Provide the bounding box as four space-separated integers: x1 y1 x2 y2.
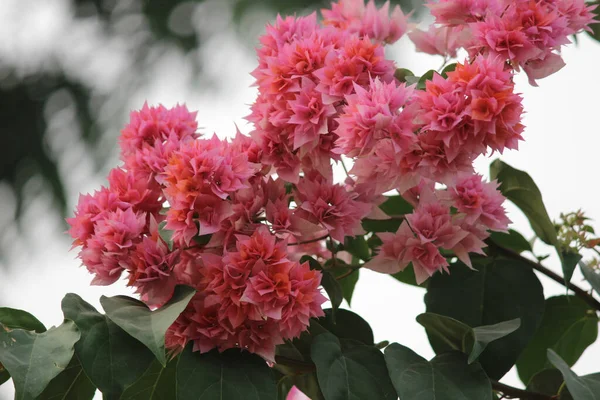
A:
0 0 420 259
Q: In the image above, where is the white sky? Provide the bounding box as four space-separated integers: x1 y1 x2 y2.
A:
1 0 600 398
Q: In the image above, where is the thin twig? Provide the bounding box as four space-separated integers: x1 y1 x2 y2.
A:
288 234 330 247
491 380 556 400
274 355 315 372
489 242 600 311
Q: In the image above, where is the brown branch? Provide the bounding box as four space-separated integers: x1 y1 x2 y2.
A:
489 242 600 312
287 234 330 246
491 380 557 400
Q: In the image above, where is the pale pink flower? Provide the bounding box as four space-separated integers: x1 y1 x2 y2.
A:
322 0 408 44
404 238 449 284
294 175 371 241
364 221 415 274
428 0 500 25
408 25 465 58
287 386 311 400
450 220 488 267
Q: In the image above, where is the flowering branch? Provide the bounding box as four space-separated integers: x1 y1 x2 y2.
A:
489 242 600 312
490 380 556 400
288 234 330 246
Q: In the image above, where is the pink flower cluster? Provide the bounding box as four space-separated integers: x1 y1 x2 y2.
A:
410 0 597 85
248 0 407 182
68 104 338 360
365 175 510 283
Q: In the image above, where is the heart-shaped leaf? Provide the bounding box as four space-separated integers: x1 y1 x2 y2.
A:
121 357 177 399
0 308 46 333
0 321 80 400
318 308 374 346
425 259 545 379
311 332 396 400
417 313 520 364
517 295 598 384
547 349 600 400
489 230 532 254
62 294 154 398
100 285 196 366
384 343 492 400
176 345 277 400
37 355 96 400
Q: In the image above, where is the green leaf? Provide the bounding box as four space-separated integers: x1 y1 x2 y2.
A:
424 259 545 379
391 264 423 288
489 229 533 253
362 218 403 233
37 355 96 400
580 261 600 296
0 321 80 400
318 309 374 346
121 358 177 400
343 236 370 261
379 195 413 216
561 251 583 287
547 349 600 400
158 220 174 251
586 3 600 43
394 68 414 83
526 369 564 396
300 255 322 271
516 295 598 384
332 268 359 305
320 271 343 322
176 345 277 400
0 368 9 386
0 308 46 333
384 343 492 400
440 63 457 78
490 159 558 246
100 285 196 366
417 313 521 364
62 294 155 398
417 70 437 90
311 333 396 400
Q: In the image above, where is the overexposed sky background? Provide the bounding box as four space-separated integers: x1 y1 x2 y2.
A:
1 0 600 398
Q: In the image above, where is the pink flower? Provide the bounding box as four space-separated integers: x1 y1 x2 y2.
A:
107 167 163 215
119 103 198 160
408 25 465 58
450 174 510 232
295 175 371 241
335 78 416 157
404 238 449 284
287 386 312 400
288 78 337 150
450 220 488 267
428 0 500 25
322 0 408 44
364 221 415 274
79 207 146 285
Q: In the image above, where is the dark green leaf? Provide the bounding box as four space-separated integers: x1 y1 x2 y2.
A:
417 70 437 90
585 3 600 43
318 309 374 346
176 345 277 400
300 255 322 271
0 308 46 333
547 349 600 400
158 221 174 251
526 369 564 396
394 68 414 83
121 357 177 400
384 343 492 400
320 271 343 322
100 285 196 366
343 236 370 261
561 251 583 287
0 321 80 400
311 333 396 400
517 295 598 384
417 313 520 364
425 259 545 379
362 218 403 233
490 159 558 246
62 294 154 398
38 355 96 400
333 268 359 305
391 264 423 288
0 368 9 386
580 261 600 296
379 195 413 216
489 230 533 253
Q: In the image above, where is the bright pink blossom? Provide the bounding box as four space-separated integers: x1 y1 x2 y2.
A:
287 386 312 400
